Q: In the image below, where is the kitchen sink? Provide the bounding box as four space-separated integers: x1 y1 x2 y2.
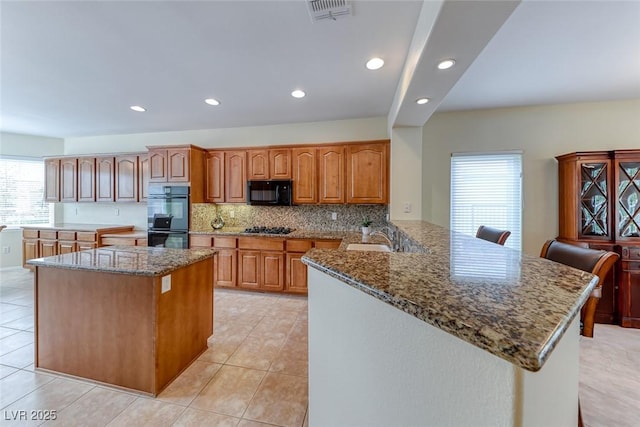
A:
346 243 392 252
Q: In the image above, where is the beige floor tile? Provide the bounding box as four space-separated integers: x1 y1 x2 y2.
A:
227 336 285 371
43 386 137 426
0 326 20 339
0 331 33 355
106 397 185 427
157 361 222 406
1 315 34 331
0 342 34 368
173 407 240 427
190 365 265 417
0 370 57 412
244 373 308 427
2 377 94 426
250 316 296 340
0 363 18 380
269 340 308 377
199 340 243 365
237 419 275 427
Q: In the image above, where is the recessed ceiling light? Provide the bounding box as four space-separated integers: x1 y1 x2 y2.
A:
366 57 384 70
130 105 146 112
291 90 306 98
437 59 455 70
205 98 220 106
416 98 430 105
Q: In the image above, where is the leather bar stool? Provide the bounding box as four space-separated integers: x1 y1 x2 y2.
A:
476 225 511 245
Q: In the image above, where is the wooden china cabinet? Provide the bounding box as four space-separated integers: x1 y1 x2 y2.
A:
557 149 640 328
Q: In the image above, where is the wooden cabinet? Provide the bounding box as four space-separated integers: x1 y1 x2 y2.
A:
238 250 261 289
225 151 247 203
44 158 60 202
206 151 225 203
115 155 139 202
248 150 269 180
22 229 39 268
318 146 345 204
147 145 206 202
237 237 285 291
77 158 96 202
557 149 640 328
261 252 285 291
190 235 237 288
286 239 313 294
270 149 292 179
292 147 317 204
347 143 389 204
60 158 78 202
39 230 58 258
95 156 115 202
138 154 150 202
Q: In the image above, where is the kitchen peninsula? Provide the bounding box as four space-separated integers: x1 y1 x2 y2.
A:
28 246 216 396
302 220 598 426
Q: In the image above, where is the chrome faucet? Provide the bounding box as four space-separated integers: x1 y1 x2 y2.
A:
370 226 396 250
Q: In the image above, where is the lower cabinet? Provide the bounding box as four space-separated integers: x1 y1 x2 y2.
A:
238 250 261 289
215 249 237 288
261 251 285 291
620 247 640 328
238 238 285 292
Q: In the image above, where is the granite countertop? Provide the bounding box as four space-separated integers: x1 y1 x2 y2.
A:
22 223 135 232
301 220 598 372
189 228 347 241
27 246 217 276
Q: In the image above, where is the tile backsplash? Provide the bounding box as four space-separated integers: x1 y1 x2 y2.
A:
191 204 388 231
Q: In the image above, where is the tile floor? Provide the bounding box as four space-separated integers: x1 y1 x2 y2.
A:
0 267 308 426
1 266 639 426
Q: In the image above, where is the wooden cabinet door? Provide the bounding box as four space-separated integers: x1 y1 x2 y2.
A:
620 266 640 328
292 148 317 204
39 240 58 257
318 146 345 204
149 149 167 182
58 241 77 255
225 151 247 203
115 156 139 202
167 148 190 182
262 251 284 291
269 149 291 179
22 239 38 267
138 154 150 201
248 150 269 180
238 250 260 289
347 143 388 204
96 157 115 202
44 158 60 202
60 158 78 202
77 242 97 251
589 243 618 324
77 158 96 202
286 253 307 294
215 249 237 288
206 151 225 203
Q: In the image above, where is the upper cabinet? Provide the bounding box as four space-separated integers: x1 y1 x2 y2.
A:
247 148 291 180
147 145 206 202
225 151 247 203
292 147 317 204
318 146 345 204
206 151 225 203
138 154 150 202
77 157 96 202
96 156 115 202
115 156 139 202
60 158 78 202
44 158 60 202
346 143 389 204
614 150 640 242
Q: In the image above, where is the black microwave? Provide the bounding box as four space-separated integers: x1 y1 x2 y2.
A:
247 180 292 206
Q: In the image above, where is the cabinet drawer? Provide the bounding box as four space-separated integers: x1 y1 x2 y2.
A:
622 247 640 260
213 237 237 249
23 230 39 239
190 235 214 247
101 237 136 246
76 232 97 242
58 231 76 240
622 261 640 271
238 237 285 251
39 230 57 240
287 239 312 252
314 240 341 249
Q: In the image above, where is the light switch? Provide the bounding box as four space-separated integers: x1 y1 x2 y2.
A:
403 202 412 213
161 275 171 293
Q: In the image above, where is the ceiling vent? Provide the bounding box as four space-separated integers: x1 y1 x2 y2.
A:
307 0 353 22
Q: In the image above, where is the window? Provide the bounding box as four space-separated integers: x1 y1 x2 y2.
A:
0 156 52 226
450 152 522 250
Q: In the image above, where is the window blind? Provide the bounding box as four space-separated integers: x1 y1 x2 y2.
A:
0 157 52 226
450 152 522 250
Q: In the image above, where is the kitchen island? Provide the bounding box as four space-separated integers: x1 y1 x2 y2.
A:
28 245 216 396
302 220 597 426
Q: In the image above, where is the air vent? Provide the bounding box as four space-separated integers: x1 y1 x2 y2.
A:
307 0 353 22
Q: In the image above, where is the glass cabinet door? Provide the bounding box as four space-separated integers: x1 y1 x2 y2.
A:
616 161 640 239
579 161 610 239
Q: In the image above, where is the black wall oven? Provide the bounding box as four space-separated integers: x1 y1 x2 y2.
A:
147 185 189 248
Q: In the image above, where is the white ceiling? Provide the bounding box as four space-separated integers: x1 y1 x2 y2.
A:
1 0 639 139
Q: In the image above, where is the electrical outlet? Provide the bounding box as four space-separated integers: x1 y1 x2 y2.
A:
75 207 78 215
403 202 412 213
331 212 337 220
2 246 10 254
115 208 120 216
230 210 235 218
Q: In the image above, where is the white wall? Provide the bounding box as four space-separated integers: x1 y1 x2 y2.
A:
0 132 64 268
390 126 422 220
422 99 640 255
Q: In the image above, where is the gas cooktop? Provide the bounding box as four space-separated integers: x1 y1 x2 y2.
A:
243 226 294 235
